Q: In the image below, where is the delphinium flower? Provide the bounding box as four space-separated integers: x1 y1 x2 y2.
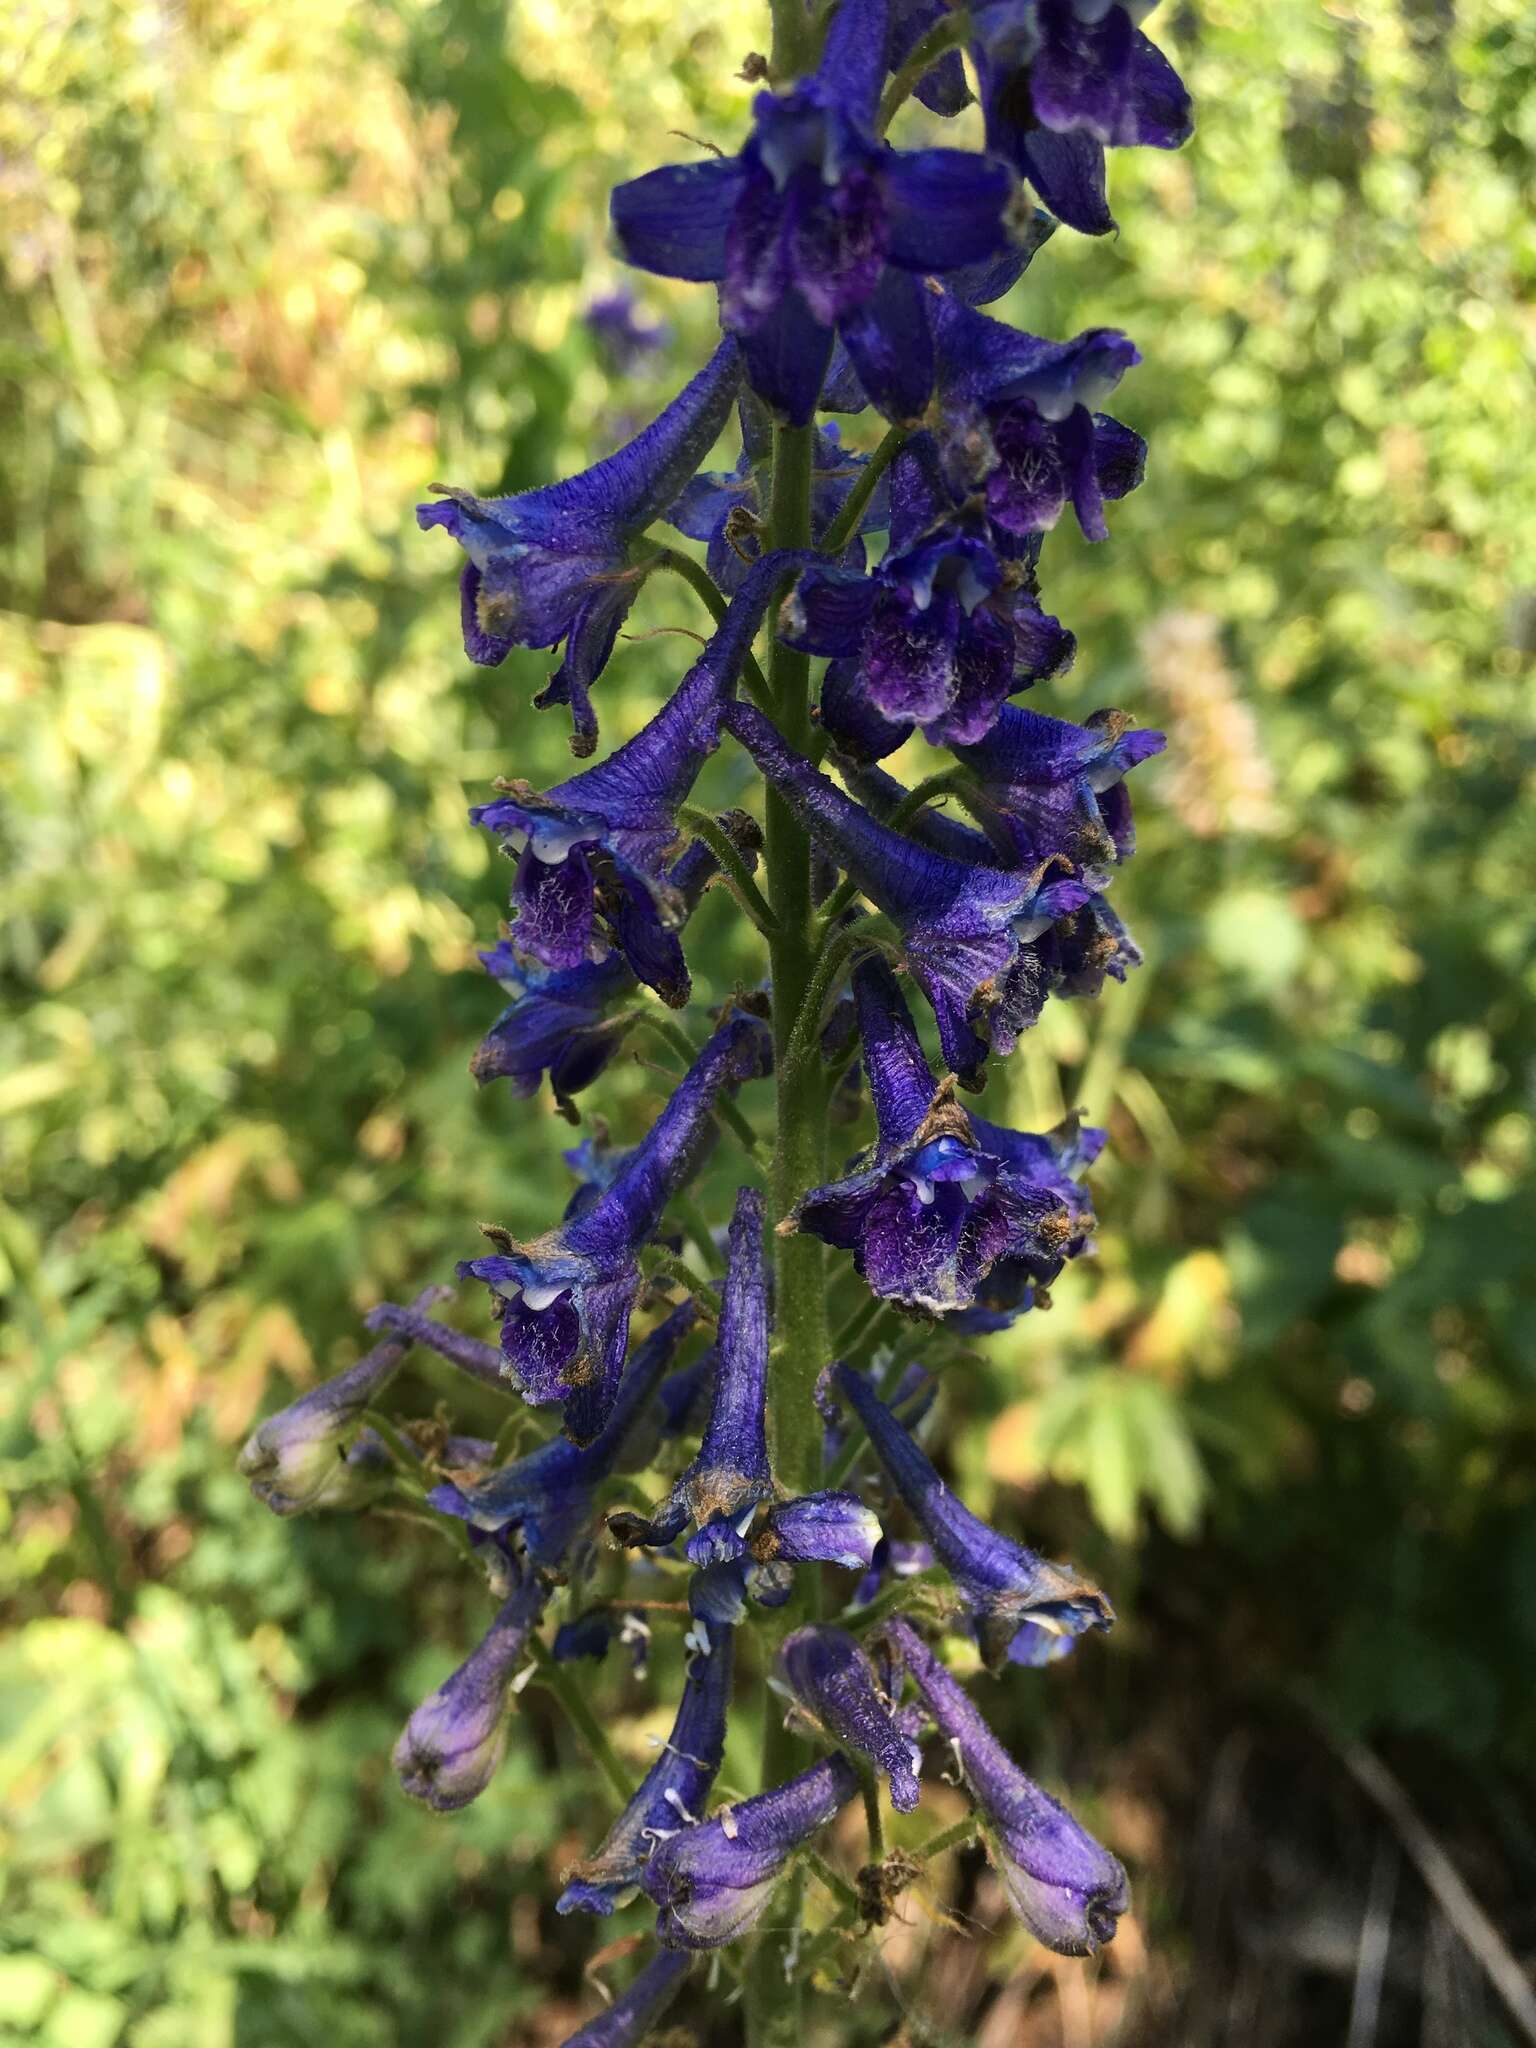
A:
470 552 812 1004
606 1186 881 1585
418 338 740 752
723 697 1093 1085
888 0 1191 236
781 436 1076 747
787 955 1089 1314
611 0 1019 425
247 1 1197 2031
471 813 762 1108
884 1617 1129 1953
780 1623 923 1811
644 1752 862 1948
558 1620 735 1914
830 1360 1113 1668
459 1010 769 1442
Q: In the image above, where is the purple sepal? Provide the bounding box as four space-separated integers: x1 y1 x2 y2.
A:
885 1619 1129 1954
643 1752 861 1949
722 701 1093 1086
754 1491 882 1571
611 0 1017 424
831 1362 1113 1668
790 957 1083 1314
607 1186 775 1557
852 1534 936 1609
393 1571 549 1811
472 552 816 1002
557 1948 692 2048
558 1624 734 1914
954 703 1166 866
781 1624 923 1812
457 1014 768 1441
418 340 741 742
428 1302 697 1566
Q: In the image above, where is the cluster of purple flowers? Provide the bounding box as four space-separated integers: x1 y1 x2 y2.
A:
243 2 1189 2038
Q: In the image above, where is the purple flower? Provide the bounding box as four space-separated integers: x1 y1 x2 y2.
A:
643 1752 861 1949
931 293 1144 543
885 1618 1129 1953
584 287 668 372
940 1114 1106 1333
418 339 740 751
610 0 1017 425
559 1622 734 1914
472 818 761 1100
753 1490 883 1570
830 1362 1113 1667
669 405 888 595
971 0 1192 237
393 1570 549 1810
852 1534 937 1609
783 438 1076 748
472 552 812 1002
558 1949 692 2048
723 700 1093 1086
426 1302 698 1566
954 702 1166 866
790 957 1085 1314
606 1186 773 1564
237 1287 449 1515
458 1012 770 1442
781 1624 922 1812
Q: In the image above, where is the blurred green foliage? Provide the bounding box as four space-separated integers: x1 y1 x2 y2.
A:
2 0 1533 2042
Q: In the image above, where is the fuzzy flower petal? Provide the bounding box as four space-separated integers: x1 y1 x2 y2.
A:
954 702 1166 865
393 1572 549 1811
419 340 741 745
885 1618 1129 1953
781 1624 923 1812
643 1753 861 1949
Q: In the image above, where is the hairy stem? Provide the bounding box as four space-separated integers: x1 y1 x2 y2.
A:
817 423 909 556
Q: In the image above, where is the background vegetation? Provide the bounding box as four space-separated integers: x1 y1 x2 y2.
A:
3 1 1534 2041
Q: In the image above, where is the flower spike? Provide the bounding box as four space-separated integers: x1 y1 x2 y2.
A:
781 1624 923 1812
459 1012 769 1443
643 1752 861 1949
831 1361 1113 1667
418 339 741 751
559 1621 735 1915
885 1618 1129 1954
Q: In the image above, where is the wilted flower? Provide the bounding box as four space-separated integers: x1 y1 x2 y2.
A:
781 1624 922 1812
394 1570 550 1811
611 0 1017 424
643 1752 861 1949
418 339 740 751
831 1361 1113 1667
885 1618 1129 1953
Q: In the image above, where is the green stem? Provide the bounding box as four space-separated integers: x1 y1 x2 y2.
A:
817 423 909 556
529 1638 634 1804
634 1012 764 1161
860 1770 886 1860
676 1193 724 1271
878 11 971 132
769 0 817 80
678 803 779 935
914 1814 980 1862
647 546 776 711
